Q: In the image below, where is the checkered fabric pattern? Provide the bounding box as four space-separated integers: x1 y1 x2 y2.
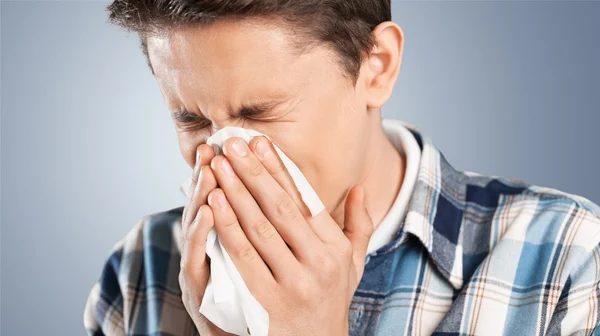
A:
84 122 600 335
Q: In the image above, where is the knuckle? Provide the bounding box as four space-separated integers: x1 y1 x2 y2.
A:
191 234 208 251
236 244 256 262
248 161 263 177
272 158 286 174
293 279 314 303
179 263 190 288
179 224 188 246
180 257 191 276
180 231 190 251
180 259 207 294
254 219 276 240
274 195 297 221
319 255 339 279
231 179 247 196
179 274 203 315
222 213 238 229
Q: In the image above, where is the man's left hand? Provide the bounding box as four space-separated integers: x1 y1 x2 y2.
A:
206 136 374 335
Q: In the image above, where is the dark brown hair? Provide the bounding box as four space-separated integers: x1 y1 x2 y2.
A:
107 0 391 81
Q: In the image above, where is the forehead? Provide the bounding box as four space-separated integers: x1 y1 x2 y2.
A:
146 20 339 106
148 20 296 74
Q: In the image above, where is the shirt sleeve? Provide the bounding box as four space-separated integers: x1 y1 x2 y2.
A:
547 239 600 335
83 218 146 336
83 209 195 336
83 244 127 336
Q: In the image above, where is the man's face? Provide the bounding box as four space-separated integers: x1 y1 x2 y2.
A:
148 19 376 216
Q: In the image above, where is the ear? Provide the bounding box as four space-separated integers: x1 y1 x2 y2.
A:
360 22 404 110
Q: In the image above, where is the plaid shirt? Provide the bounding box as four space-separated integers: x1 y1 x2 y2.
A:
84 123 600 335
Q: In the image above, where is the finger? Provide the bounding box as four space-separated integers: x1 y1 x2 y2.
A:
221 137 321 257
248 136 311 218
180 205 214 310
182 144 215 228
182 149 202 224
342 185 374 280
182 166 218 238
210 155 300 278
246 137 338 249
184 144 215 203
208 188 277 294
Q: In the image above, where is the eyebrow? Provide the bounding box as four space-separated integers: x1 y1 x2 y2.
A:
237 99 287 118
171 99 287 123
171 109 201 123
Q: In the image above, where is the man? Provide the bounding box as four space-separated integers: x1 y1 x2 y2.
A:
84 0 600 335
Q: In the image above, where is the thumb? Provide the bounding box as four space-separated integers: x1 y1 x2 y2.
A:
342 185 374 279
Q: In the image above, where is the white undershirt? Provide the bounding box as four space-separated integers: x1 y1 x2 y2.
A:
366 119 422 255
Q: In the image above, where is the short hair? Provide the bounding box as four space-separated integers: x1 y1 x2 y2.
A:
106 0 391 81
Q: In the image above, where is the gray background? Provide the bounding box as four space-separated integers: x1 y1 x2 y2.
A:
1 0 599 335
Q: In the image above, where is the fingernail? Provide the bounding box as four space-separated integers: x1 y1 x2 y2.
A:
221 159 235 177
231 138 248 157
255 138 271 159
216 192 227 208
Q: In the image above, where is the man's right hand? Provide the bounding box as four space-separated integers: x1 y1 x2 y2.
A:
179 144 231 335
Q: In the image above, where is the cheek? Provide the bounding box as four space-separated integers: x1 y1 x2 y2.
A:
276 106 367 211
301 135 364 213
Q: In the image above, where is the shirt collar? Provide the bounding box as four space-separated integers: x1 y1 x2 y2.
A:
374 123 470 290
367 120 422 254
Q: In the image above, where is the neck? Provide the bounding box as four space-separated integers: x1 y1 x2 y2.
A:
332 116 405 229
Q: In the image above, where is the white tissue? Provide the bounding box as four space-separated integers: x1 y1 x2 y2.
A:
188 127 326 336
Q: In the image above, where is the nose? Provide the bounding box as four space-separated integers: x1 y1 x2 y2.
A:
210 117 248 135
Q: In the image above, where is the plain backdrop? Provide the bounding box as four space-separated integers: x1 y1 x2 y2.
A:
1 0 599 334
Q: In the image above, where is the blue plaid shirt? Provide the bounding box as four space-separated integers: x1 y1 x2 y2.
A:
84 123 600 335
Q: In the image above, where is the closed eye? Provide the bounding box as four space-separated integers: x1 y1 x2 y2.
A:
236 99 288 121
172 109 212 130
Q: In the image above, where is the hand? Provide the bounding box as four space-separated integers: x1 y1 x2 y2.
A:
179 144 232 336
207 137 374 335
